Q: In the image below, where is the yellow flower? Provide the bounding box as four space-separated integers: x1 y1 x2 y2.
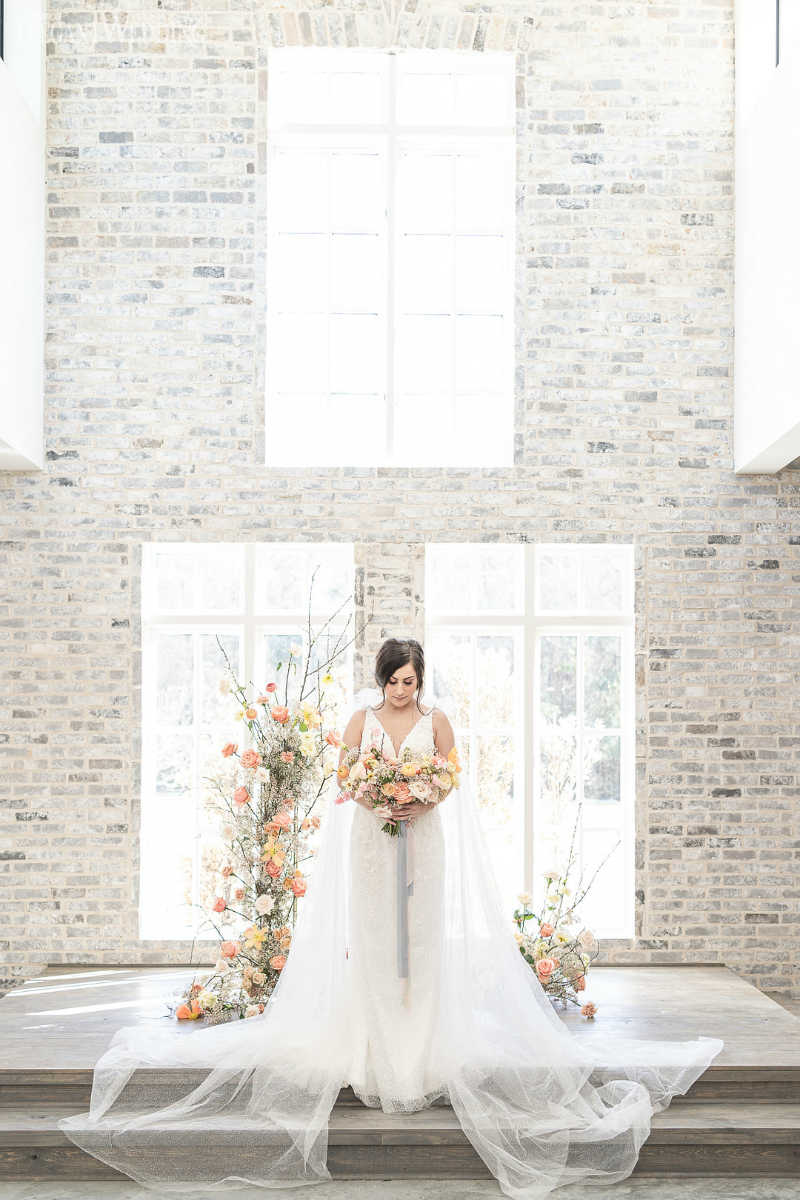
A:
322 672 334 685
401 762 421 776
234 709 245 721
242 925 268 950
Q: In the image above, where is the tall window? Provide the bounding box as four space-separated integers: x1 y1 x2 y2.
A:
266 47 516 467
140 542 355 939
425 543 635 935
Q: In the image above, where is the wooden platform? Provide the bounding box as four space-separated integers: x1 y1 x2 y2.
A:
1 963 799 1181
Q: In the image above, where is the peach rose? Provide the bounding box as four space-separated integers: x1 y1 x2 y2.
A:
290 875 307 897
269 954 287 971
234 887 245 901
241 749 261 769
272 809 291 830
540 922 554 938
393 782 412 804
271 706 290 724
220 940 239 958
233 786 250 807
221 865 233 878
310 815 320 829
536 957 557 978
212 897 226 913
280 751 294 763
581 1002 597 1019
575 975 586 991
265 861 281 878
221 742 238 758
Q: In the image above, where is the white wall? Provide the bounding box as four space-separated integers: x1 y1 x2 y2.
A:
0 0 45 471
734 0 800 473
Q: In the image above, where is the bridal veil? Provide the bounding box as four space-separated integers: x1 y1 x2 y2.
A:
59 702 723 1198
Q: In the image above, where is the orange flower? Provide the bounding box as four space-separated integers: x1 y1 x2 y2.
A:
221 865 233 878
290 874 307 897
536 957 557 978
212 897 226 913
220 940 239 958
265 861 281 878
245 706 258 719
265 682 277 693
176 1002 201 1020
269 954 287 971
539 922 554 938
233 786 250 807
581 1002 598 1019
326 731 341 746
310 815 320 829
221 742 238 758
271 706 290 724
241 749 261 769
575 975 586 991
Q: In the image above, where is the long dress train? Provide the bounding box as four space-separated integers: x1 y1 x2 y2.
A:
58 702 724 1197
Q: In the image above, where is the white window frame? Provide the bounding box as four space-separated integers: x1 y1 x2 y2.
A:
140 541 355 940
265 47 516 467
425 543 635 938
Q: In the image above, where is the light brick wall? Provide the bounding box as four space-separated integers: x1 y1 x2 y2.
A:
2 0 798 997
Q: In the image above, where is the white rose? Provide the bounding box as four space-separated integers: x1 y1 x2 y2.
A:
255 894 275 915
244 1004 260 1018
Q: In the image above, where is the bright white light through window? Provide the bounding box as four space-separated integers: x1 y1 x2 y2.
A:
140 542 355 940
425 543 635 937
266 47 516 467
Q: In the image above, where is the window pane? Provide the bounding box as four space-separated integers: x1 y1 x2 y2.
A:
539 635 577 722
426 543 523 615
584 735 621 804
269 150 329 232
269 315 328 392
584 635 621 728
272 235 328 313
538 551 579 613
396 316 452 393
581 551 629 613
397 235 452 314
396 151 454 233
330 234 383 312
455 236 508 314
156 633 193 726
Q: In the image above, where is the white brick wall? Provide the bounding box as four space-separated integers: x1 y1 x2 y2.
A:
2 0 798 998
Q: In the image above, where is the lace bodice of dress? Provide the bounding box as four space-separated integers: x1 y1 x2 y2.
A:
360 705 436 759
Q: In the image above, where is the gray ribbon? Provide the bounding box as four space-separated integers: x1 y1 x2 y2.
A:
396 820 414 978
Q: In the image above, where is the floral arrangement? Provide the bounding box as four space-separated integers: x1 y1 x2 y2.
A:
173 582 371 1023
336 740 461 834
512 802 620 1021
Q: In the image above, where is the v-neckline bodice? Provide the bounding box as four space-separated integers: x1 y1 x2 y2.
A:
367 706 433 759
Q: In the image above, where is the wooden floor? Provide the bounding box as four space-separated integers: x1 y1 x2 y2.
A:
1 963 799 1181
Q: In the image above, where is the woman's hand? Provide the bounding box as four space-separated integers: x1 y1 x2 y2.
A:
388 800 431 821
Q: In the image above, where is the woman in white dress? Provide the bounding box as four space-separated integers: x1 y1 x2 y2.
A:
59 636 724 1198
344 640 453 1110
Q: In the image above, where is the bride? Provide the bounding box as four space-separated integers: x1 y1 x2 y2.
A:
59 636 724 1197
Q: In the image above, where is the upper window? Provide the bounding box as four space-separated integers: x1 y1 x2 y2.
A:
266 48 516 467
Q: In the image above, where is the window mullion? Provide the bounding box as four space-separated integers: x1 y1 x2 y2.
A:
386 53 397 461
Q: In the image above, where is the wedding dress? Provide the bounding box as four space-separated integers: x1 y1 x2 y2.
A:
59 699 724 1197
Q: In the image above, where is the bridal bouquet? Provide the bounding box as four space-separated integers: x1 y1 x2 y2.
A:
336 741 461 835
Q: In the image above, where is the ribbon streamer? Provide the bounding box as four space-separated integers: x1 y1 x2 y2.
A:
396 820 415 997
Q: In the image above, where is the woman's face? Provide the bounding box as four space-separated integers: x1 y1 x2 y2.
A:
384 660 418 709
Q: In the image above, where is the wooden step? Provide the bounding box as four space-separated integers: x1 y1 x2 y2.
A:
0 1100 798 1181
3 1064 799 1107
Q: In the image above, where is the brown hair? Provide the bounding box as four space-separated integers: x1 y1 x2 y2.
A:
373 638 426 713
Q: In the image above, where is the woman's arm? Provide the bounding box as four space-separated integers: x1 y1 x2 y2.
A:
336 709 373 811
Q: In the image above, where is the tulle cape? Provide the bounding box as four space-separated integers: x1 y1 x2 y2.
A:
59 710 723 1198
